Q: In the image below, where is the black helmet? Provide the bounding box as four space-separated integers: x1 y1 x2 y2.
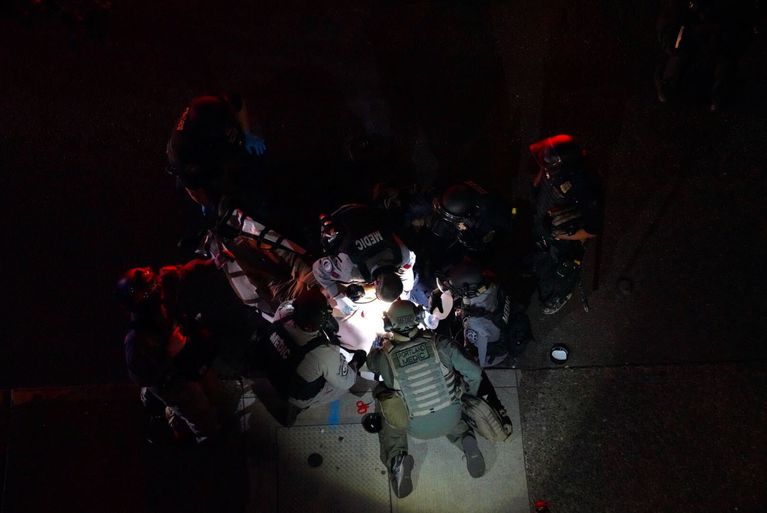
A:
383 299 423 334
431 181 487 237
372 268 404 302
116 267 160 310
441 261 489 298
292 287 332 332
166 96 243 186
529 134 583 172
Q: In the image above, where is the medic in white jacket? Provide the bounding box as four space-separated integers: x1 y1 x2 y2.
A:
311 204 416 314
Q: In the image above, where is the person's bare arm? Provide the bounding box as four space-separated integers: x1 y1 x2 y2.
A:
554 228 597 241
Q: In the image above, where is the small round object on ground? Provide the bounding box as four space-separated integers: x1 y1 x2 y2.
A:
617 277 633 295
361 412 383 433
307 453 323 467
550 344 570 364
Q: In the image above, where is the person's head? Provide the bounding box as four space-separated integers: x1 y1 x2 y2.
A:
116 267 160 312
383 299 423 338
529 134 583 175
291 287 332 333
404 194 435 232
431 181 486 238
372 267 404 302
166 96 243 188
439 261 490 299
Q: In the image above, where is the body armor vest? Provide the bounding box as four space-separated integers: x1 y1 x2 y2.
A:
259 318 327 397
333 204 403 281
533 168 581 243
385 333 459 418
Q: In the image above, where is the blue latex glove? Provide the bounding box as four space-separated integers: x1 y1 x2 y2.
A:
335 295 357 316
243 133 266 156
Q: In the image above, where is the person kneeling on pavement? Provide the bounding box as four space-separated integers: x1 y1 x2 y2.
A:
253 286 365 426
367 300 486 499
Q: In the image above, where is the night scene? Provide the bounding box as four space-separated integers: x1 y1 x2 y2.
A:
1 1 766 512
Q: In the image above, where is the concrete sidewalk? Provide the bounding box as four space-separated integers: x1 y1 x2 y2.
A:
3 363 766 513
1 369 529 513
241 368 529 513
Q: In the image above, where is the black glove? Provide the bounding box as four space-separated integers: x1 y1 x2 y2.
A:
346 284 365 302
429 289 444 315
350 349 367 369
547 205 583 238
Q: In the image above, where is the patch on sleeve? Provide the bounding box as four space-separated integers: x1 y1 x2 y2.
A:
322 258 333 272
559 181 573 194
338 354 350 376
465 329 479 344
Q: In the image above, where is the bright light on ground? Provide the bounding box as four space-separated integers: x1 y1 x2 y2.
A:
335 295 392 356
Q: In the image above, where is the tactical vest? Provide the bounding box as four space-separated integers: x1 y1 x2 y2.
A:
534 166 582 240
259 318 328 397
385 333 459 418
332 204 403 281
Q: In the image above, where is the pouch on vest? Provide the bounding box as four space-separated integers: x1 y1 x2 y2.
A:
375 388 410 429
384 334 458 418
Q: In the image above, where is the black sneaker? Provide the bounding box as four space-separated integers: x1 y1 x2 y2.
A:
542 293 573 315
461 435 485 478
495 406 514 436
389 453 415 498
485 352 509 368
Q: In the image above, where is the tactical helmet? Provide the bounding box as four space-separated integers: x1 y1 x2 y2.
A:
291 287 332 332
529 134 583 172
166 96 243 186
373 268 404 302
116 267 159 310
441 261 489 298
431 181 486 237
383 300 424 334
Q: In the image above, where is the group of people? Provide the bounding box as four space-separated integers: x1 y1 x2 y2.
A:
117 93 601 498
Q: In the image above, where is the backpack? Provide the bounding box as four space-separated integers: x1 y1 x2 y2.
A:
461 394 513 442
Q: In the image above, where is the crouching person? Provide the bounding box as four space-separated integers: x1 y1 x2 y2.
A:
254 286 365 426
367 300 485 499
117 266 224 444
436 260 534 367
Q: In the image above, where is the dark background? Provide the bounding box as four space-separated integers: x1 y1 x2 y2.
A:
1 1 765 389
2 2 767 512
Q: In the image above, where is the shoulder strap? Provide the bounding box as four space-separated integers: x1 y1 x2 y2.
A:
299 335 327 359
272 318 328 368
